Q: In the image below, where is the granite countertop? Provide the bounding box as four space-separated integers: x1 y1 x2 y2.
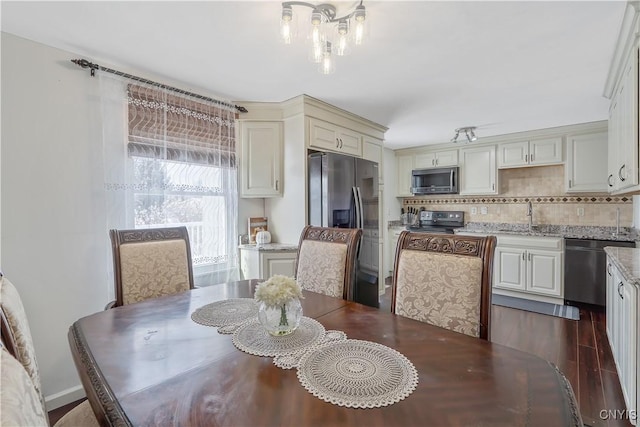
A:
604 247 640 286
238 243 298 252
455 222 638 242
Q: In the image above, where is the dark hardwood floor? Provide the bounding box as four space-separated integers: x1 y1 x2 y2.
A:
50 286 633 427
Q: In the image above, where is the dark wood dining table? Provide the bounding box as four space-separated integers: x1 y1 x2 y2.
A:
69 280 579 427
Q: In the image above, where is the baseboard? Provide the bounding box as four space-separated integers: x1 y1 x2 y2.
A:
45 384 86 411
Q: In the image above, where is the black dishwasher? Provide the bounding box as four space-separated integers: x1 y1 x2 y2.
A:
564 238 635 306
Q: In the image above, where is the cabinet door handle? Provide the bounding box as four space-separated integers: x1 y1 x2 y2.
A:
275 180 279 191
619 164 626 182
336 138 340 148
618 282 624 299
608 174 614 187
530 154 534 162
435 159 439 166
492 183 495 191
340 138 344 149
522 252 526 261
607 263 612 276
528 252 531 261
525 154 529 163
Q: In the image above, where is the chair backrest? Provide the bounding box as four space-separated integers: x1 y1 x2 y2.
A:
0 274 47 416
392 231 496 340
110 226 195 307
295 226 362 300
1 348 48 427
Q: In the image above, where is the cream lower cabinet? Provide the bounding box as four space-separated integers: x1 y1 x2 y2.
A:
360 229 379 273
606 256 638 424
493 235 563 304
240 248 297 280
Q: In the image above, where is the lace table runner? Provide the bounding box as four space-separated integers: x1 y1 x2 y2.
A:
232 316 326 357
191 298 258 333
296 339 419 408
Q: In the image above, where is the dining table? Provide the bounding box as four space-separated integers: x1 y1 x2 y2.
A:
68 279 580 427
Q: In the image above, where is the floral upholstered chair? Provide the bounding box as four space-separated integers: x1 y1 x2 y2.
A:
109 226 195 307
392 232 496 340
0 274 99 426
295 226 362 301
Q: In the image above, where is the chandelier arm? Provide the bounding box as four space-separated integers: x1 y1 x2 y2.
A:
282 1 362 23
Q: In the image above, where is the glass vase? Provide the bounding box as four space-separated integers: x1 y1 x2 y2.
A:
257 298 302 336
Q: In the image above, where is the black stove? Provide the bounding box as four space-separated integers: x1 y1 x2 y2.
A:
407 210 464 234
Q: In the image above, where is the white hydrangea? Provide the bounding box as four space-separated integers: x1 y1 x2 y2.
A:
254 275 303 308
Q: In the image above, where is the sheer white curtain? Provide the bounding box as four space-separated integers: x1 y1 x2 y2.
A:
99 72 239 289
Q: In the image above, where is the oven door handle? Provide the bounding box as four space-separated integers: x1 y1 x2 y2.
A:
450 169 454 189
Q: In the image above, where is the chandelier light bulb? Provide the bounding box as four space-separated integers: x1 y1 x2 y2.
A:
335 19 350 56
353 4 366 45
319 41 336 74
280 5 293 44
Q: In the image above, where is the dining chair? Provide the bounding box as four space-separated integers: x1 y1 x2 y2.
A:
109 226 195 307
391 231 496 340
295 225 362 300
0 274 99 426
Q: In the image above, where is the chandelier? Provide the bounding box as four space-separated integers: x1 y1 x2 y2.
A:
451 127 478 143
280 1 367 74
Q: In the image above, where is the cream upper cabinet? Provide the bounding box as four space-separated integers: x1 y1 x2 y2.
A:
498 137 563 168
565 131 608 192
396 154 414 197
459 145 497 195
308 117 362 157
414 149 458 168
608 43 639 194
239 121 283 198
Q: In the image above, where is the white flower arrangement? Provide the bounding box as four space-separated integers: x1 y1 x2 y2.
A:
254 275 303 308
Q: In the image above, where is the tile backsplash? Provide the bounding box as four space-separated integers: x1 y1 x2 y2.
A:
402 165 632 227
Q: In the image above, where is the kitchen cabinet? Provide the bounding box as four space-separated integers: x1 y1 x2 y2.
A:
239 246 297 280
565 130 608 192
606 255 638 422
396 154 414 197
497 137 563 168
459 145 498 195
388 226 405 276
239 121 283 197
607 42 639 194
308 117 362 157
415 149 458 168
360 229 379 273
493 235 564 304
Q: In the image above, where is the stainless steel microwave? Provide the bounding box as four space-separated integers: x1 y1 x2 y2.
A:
411 167 459 195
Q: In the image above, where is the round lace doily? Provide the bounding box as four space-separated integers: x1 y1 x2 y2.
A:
296 339 419 408
232 316 325 357
191 298 258 329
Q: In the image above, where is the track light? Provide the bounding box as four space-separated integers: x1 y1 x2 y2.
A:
451 127 478 143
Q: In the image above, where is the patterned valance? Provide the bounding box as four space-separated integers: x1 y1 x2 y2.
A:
127 84 236 167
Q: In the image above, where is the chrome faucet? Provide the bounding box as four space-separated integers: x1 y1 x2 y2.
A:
526 201 533 231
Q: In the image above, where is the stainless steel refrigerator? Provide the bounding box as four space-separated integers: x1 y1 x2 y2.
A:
308 152 380 307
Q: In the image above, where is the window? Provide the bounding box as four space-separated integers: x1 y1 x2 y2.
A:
124 83 239 281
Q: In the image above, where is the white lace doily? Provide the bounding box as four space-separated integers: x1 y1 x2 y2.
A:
274 330 347 369
296 339 419 408
232 316 325 357
191 298 258 332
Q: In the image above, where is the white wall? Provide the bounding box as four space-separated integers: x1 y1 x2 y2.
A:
0 32 261 409
382 147 401 278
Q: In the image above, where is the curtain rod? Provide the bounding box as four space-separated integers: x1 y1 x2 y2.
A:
71 59 248 113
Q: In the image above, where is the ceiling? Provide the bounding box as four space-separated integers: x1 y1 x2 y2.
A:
0 1 628 149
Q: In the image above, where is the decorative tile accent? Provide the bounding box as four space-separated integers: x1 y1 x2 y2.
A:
400 165 633 227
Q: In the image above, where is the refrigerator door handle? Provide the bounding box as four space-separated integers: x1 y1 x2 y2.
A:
356 187 364 229
352 187 361 230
